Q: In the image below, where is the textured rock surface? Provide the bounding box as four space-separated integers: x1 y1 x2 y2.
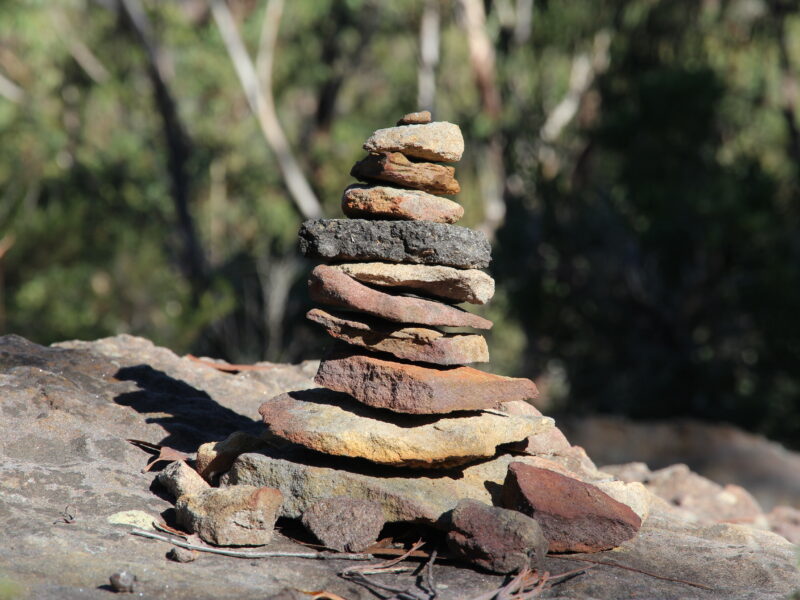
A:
447 499 548 574
337 262 494 305
307 308 489 365
342 185 464 223
363 122 464 162
351 152 460 194
767 505 800 544
196 431 271 482
315 352 537 414
560 415 800 510
157 460 210 499
299 218 491 269
309 265 492 329
258 388 551 467
502 462 642 553
176 485 283 546
301 497 385 552
603 463 765 526
3 333 799 599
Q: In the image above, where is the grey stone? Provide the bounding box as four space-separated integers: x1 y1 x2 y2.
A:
157 460 210 499
298 219 491 269
302 497 385 552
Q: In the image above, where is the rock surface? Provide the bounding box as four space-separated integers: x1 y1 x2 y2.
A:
157 460 210 499
2 333 799 599
314 352 538 414
306 308 489 365
447 499 548 574
309 265 492 329
351 152 460 194
342 185 464 223
363 122 464 162
258 388 552 467
337 261 494 305
301 497 385 552
299 218 491 269
502 462 642 553
176 485 283 546
603 462 765 526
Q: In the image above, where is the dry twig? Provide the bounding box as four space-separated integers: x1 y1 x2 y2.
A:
185 354 279 372
130 529 373 561
549 556 712 591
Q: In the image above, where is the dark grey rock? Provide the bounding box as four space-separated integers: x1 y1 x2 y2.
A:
446 499 548 574
298 219 491 269
301 497 385 552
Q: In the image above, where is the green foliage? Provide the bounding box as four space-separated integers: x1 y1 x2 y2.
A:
1 0 799 446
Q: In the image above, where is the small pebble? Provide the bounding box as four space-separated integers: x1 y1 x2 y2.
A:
166 547 197 563
109 571 138 593
397 110 432 125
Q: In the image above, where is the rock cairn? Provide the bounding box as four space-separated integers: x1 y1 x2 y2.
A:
209 112 646 567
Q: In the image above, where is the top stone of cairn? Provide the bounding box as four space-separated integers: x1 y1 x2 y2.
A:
363 121 465 163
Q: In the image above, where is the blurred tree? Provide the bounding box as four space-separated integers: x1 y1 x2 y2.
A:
0 0 798 446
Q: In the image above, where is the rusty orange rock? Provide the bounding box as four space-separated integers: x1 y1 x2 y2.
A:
350 152 460 195
309 265 492 330
342 185 464 223
306 308 489 365
501 462 642 553
314 352 537 414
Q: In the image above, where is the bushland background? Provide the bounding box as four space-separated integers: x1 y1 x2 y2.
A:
2 0 799 448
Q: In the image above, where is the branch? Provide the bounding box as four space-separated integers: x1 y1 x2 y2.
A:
418 0 440 113
130 529 372 561
211 0 323 220
456 0 501 118
51 8 110 84
118 0 208 291
0 71 24 103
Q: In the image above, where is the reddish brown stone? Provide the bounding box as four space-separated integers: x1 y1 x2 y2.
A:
350 152 460 195
302 497 386 552
501 462 642 553
306 308 489 365
397 111 432 125
308 265 492 330
342 185 464 223
447 499 548 574
314 352 537 414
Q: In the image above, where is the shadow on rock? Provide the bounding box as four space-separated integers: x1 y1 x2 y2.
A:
114 365 262 452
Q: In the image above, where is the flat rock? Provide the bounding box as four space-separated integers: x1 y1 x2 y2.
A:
397 111 431 125
502 462 642 553
447 499 548 574
258 388 552 468
223 450 648 526
157 460 210 499
299 219 491 269
176 485 283 546
363 122 464 162
6 334 799 599
337 262 494 305
301 497 385 552
309 265 492 330
314 352 538 414
350 152 460 194
342 185 464 223
307 308 489 365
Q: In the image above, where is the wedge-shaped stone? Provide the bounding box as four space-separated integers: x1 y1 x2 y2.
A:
314 352 537 414
342 185 464 223
307 308 489 365
351 152 460 194
222 451 650 526
397 111 431 125
337 262 494 305
299 219 491 269
363 122 464 162
309 265 492 330
258 388 552 468
502 462 643 553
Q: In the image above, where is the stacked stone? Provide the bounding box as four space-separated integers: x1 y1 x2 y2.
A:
259 111 552 471
234 112 644 562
